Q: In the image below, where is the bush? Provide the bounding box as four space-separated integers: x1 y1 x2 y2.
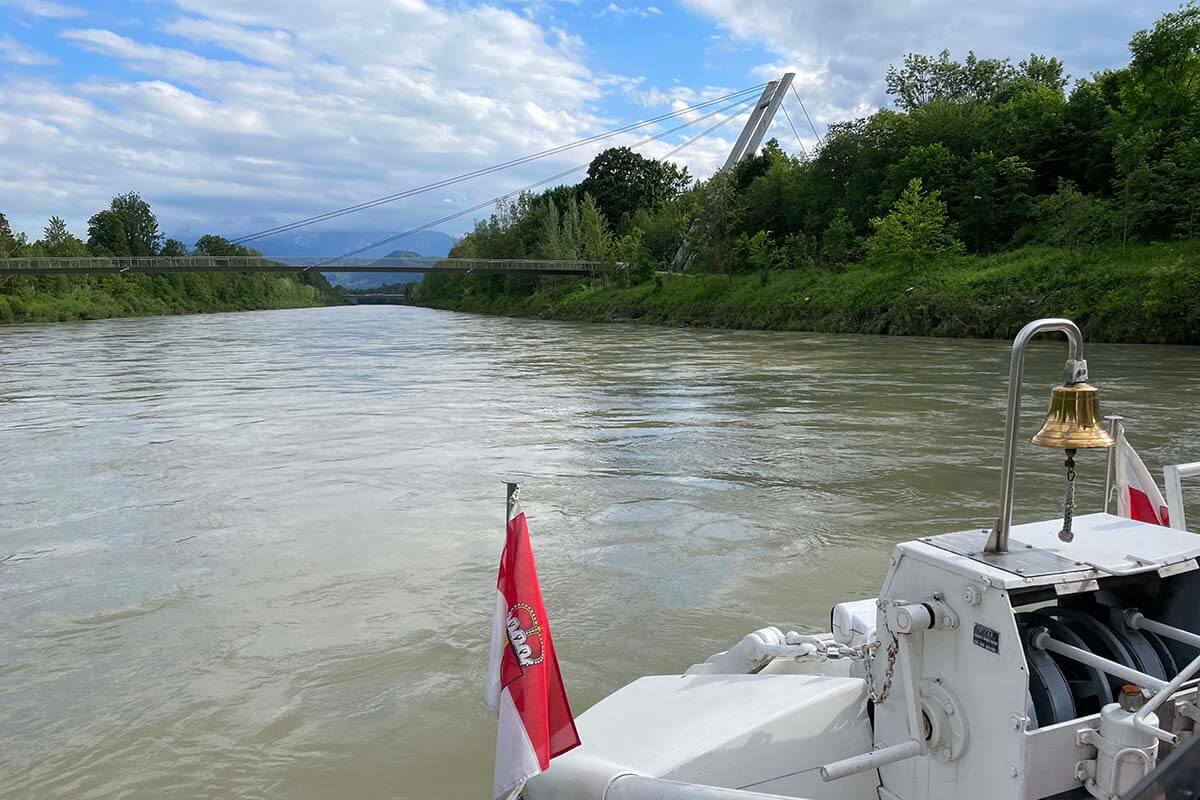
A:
1035 180 1118 248
866 178 964 267
821 209 858 265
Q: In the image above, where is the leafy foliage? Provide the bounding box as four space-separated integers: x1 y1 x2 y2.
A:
0 196 341 324
413 241 1200 345
441 4 1200 293
87 192 163 256
0 213 19 258
578 147 690 228
866 179 964 265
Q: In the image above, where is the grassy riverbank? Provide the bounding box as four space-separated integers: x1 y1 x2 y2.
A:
0 272 343 324
412 242 1200 344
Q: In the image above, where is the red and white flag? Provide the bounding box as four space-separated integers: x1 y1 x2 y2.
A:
485 493 579 800
1115 431 1170 527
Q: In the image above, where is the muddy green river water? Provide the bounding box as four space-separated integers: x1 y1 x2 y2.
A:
2 306 1199 799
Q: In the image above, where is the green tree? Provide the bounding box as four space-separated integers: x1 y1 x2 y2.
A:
731 230 781 273
87 210 130 256
1160 137 1200 239
866 178 964 266
884 50 1061 111
40 216 88 257
578 147 690 229
0 213 19 258
1124 2 1200 132
535 199 567 260
880 143 961 212
579 193 614 261
690 171 741 278
629 201 687 265
820 208 857 264
88 192 163 256
160 238 189 257
740 150 803 238
1035 180 1117 248
193 234 259 257
1112 130 1162 243
959 152 1036 251
559 194 582 259
616 227 654 282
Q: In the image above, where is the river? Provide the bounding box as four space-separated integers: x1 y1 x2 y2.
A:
2 306 1199 799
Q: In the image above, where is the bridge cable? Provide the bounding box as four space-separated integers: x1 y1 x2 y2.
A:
322 95 759 265
790 83 823 145
231 84 769 245
780 104 809 159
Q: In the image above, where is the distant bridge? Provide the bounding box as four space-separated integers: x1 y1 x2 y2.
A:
348 293 409 305
0 256 617 276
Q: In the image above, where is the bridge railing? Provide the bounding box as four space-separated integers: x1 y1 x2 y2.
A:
0 256 625 275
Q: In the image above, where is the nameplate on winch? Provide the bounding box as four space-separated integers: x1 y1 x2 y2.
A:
973 623 1000 653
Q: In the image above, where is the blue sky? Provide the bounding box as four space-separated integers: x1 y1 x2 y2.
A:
0 0 1181 248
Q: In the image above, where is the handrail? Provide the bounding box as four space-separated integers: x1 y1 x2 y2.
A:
985 318 1086 554
1163 461 1200 531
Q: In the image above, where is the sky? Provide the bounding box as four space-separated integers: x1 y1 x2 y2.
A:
0 0 1182 248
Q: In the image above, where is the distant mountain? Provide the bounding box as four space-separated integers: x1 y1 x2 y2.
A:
249 229 454 260
325 249 429 289
168 228 454 259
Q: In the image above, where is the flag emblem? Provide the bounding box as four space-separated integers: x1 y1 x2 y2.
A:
506 603 545 668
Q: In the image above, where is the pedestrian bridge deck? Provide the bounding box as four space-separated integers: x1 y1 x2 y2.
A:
0 256 615 276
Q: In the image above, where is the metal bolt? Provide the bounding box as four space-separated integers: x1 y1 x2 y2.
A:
944 702 955 716
1009 766 1019 778
943 617 952 627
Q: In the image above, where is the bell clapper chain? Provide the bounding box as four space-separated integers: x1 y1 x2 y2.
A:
1058 447 1078 543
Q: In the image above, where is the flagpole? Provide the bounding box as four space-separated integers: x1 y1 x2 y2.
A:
506 482 519 520
1103 415 1123 513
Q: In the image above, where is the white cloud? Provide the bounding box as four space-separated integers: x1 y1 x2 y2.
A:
3 0 645 241
0 33 56 64
1 0 84 18
601 3 662 19
681 0 1179 138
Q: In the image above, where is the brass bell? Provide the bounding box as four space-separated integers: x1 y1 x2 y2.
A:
1031 383 1115 450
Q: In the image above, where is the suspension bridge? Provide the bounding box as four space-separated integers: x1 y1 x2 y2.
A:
0 256 612 276
0 74 817 278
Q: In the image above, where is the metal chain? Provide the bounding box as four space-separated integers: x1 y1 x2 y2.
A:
1059 449 1077 543
863 599 899 705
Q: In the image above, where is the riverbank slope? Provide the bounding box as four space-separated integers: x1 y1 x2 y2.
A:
411 242 1200 345
0 272 344 324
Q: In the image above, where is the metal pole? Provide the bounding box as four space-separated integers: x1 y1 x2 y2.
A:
1103 416 1124 513
506 482 518 522
985 318 1085 554
1031 629 1168 692
1126 611 1200 650
743 73 795 160
820 740 924 783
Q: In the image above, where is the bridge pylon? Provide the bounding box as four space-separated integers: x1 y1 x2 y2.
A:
674 73 796 270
